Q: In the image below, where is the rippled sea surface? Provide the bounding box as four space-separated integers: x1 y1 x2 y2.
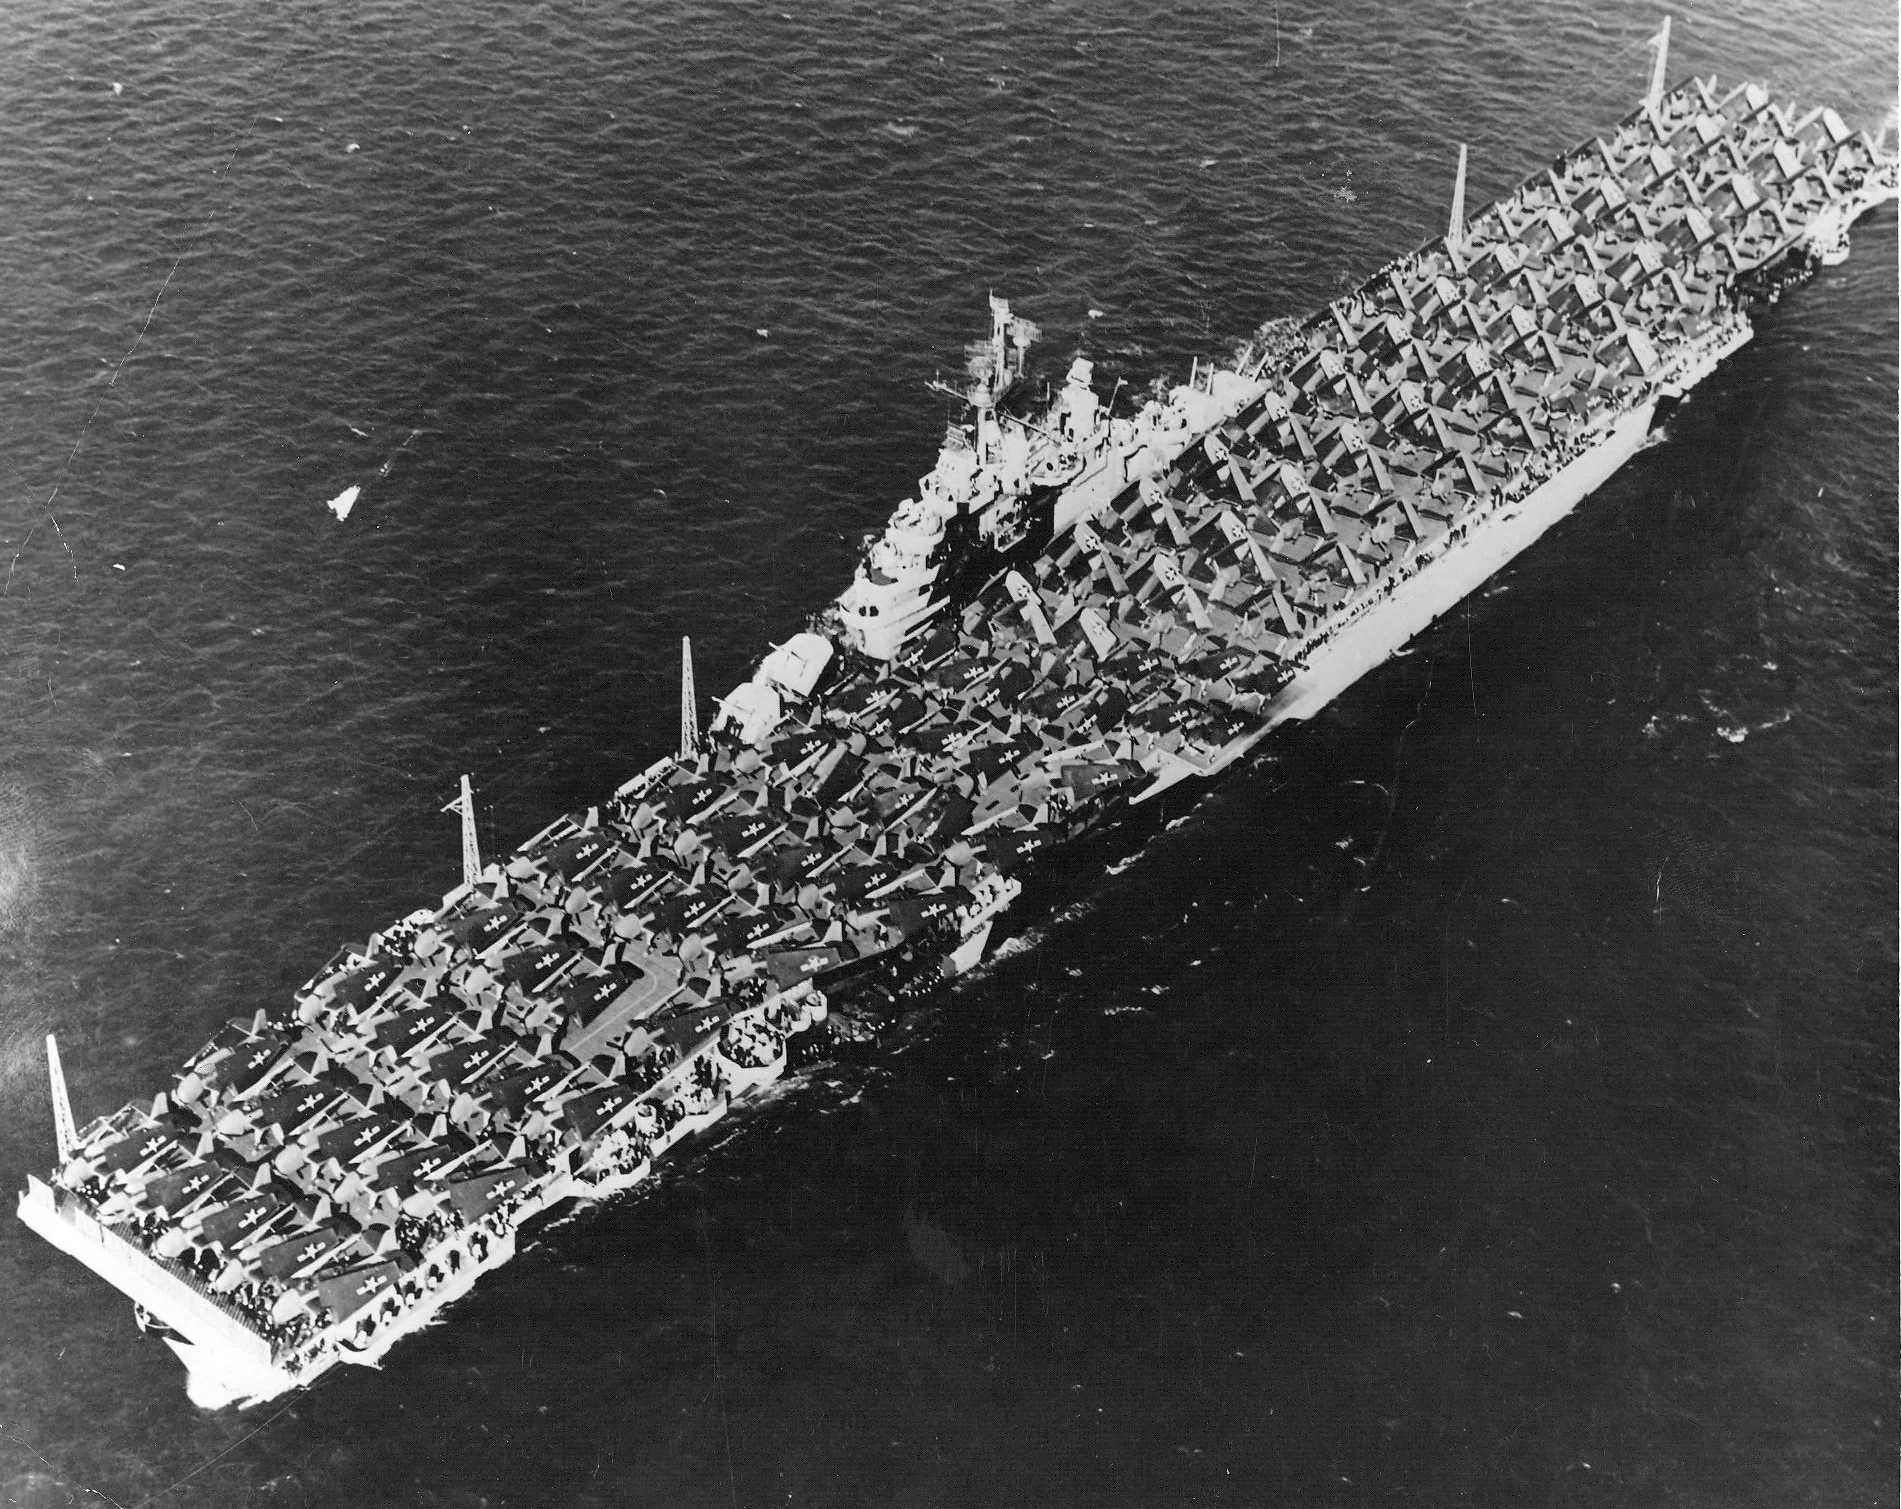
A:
0 2 1893 1505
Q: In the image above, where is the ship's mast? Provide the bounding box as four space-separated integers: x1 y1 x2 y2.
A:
1646 17 1671 112
974 294 1014 465
679 636 700 759
444 774 480 887
988 293 1010 388
1447 142 1469 261
46 1035 77 1163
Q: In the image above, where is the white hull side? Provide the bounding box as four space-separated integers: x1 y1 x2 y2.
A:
568 1158 656 1202
23 1162 554 1409
1263 399 1660 728
17 1178 296 1408
944 919 995 976
177 1218 526 1408
163 1339 296 1412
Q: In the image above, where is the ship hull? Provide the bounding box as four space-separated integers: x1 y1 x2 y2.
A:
17 63 1892 1409
1263 396 1662 728
18 1178 297 1408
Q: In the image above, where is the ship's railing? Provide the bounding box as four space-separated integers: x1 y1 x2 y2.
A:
55 1187 271 1343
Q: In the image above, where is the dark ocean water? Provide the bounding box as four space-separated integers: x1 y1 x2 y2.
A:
0 2 1893 1505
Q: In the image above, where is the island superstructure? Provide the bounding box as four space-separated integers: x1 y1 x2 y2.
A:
19 40 1894 1409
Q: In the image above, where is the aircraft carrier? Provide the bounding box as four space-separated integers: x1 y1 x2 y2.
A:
18 32 1894 1407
